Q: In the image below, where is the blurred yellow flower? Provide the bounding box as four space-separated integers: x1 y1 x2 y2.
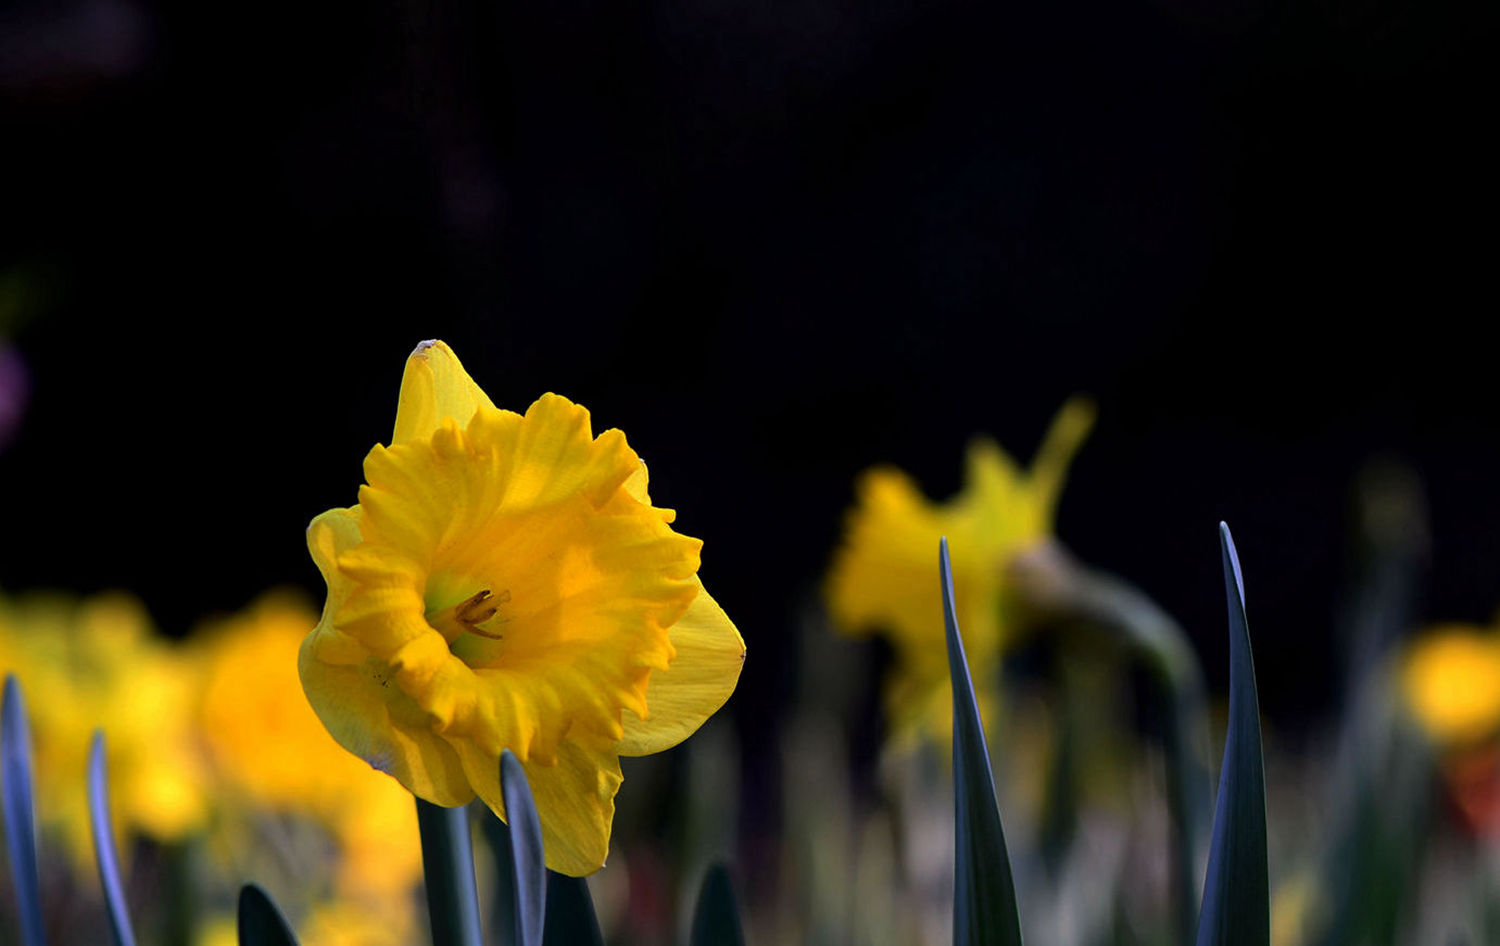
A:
824 398 1094 744
301 900 420 946
0 590 208 866
1400 623 1500 748
300 340 745 876
194 593 422 900
196 896 416 946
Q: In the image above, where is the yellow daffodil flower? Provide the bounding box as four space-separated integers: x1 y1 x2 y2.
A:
300 340 745 876
1400 623 1500 749
0 590 208 867
824 398 1094 745
195 593 423 900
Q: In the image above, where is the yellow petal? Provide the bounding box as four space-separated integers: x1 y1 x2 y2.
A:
391 340 497 445
1027 395 1095 522
308 506 362 588
298 630 474 807
456 738 622 876
618 583 746 757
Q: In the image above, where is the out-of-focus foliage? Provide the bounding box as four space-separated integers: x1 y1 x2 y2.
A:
825 397 1094 746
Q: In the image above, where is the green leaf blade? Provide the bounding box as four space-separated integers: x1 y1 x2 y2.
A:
942 539 1023 946
1194 523 1269 946
236 884 300 946
543 871 604 946
689 863 745 946
2 675 45 946
88 731 137 946
500 750 545 946
415 798 484 946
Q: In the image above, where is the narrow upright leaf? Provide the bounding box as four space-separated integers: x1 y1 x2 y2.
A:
689 863 745 946
479 814 519 946
415 799 484 946
500 750 545 946
236 884 299 946
544 871 605 946
88 732 136 946
2 675 45 946
1194 523 1269 946
942 539 1023 946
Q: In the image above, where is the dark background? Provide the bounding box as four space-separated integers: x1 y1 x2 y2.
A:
1 0 1497 795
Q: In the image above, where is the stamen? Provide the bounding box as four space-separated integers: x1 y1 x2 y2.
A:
426 589 506 642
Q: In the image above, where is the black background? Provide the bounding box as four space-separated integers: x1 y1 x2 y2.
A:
2 0 1497 798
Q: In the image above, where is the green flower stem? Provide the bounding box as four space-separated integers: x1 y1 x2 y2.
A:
416 799 484 946
1012 542 1210 946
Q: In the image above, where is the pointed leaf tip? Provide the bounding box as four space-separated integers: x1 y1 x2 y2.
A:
543 872 605 946
237 884 300 946
89 731 137 946
941 542 1023 946
690 864 745 946
500 750 546 946
1195 525 1269 946
1219 522 1246 603
2 675 44 946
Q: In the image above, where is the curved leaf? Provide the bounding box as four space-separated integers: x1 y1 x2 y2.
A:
2 675 45 946
942 539 1023 946
415 799 484 946
237 884 299 946
689 863 745 946
88 731 137 946
543 871 604 946
1194 523 1269 946
479 814 518 946
500 750 545 946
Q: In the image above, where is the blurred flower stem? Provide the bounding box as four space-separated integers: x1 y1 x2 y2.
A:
1009 540 1209 946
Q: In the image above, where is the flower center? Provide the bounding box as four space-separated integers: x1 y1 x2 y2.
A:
425 589 507 644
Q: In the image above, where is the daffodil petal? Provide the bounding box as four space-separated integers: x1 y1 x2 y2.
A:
392 340 497 445
307 506 363 588
298 634 474 807
455 738 621 876
618 583 745 757
1028 395 1095 521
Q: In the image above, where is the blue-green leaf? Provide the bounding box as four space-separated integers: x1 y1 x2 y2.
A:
1194 523 1269 946
479 813 519 946
941 539 1023 946
88 731 136 946
415 799 484 946
236 884 299 946
2 675 45 946
543 871 604 946
689 863 745 946
500 750 545 946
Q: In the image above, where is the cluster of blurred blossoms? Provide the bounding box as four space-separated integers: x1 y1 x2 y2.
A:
0 589 422 944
